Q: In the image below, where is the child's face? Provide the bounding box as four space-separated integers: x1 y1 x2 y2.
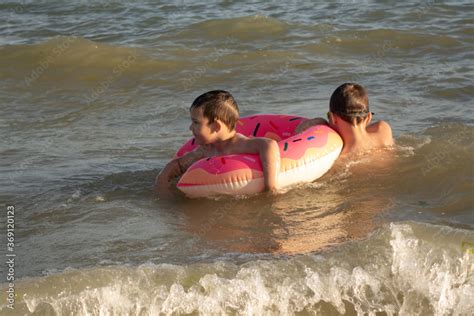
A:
189 107 215 145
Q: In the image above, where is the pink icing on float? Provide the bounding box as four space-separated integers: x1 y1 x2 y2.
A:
175 114 343 197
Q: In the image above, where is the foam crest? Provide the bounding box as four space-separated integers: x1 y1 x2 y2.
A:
390 223 474 315
1 223 472 315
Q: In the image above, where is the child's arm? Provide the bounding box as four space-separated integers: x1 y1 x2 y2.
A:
154 147 206 195
245 138 280 192
154 159 183 190
295 117 328 134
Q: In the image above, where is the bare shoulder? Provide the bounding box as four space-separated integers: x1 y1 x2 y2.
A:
232 134 275 153
369 120 391 130
368 120 393 146
188 145 208 157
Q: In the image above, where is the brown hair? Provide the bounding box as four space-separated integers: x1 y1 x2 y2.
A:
190 90 240 131
329 83 370 124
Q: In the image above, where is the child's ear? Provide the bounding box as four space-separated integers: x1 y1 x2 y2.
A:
211 120 221 133
365 112 373 125
328 112 336 126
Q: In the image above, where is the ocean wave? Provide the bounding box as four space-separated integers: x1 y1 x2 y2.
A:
1 222 472 315
178 15 289 41
302 28 462 57
387 123 474 221
0 36 183 88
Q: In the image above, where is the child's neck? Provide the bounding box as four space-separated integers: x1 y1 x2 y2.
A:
210 130 238 152
338 123 370 154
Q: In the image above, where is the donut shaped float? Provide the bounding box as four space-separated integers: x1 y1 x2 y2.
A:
175 114 343 197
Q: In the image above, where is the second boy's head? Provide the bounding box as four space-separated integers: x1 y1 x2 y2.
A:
329 83 371 126
189 90 240 145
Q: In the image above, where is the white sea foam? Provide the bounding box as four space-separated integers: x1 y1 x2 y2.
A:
2 222 472 315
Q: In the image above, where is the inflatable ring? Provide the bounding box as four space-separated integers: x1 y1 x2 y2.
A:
175 114 343 197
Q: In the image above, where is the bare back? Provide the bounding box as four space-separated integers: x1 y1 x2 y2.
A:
340 120 393 155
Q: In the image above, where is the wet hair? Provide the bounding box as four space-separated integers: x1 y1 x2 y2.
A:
190 90 240 131
329 83 370 124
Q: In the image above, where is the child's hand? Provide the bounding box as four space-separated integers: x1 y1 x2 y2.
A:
154 178 175 199
268 187 279 195
263 181 279 194
295 121 309 134
295 118 328 134
261 186 279 198
154 172 174 198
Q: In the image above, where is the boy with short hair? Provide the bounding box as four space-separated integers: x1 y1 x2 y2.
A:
296 83 393 154
155 90 280 195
